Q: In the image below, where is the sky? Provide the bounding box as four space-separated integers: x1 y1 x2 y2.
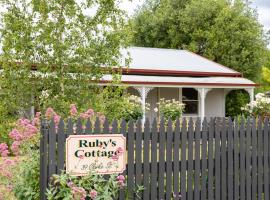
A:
121 0 270 33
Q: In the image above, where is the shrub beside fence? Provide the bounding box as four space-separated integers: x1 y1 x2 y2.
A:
40 117 270 200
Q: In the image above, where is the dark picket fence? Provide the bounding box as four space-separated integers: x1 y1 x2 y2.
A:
40 117 270 200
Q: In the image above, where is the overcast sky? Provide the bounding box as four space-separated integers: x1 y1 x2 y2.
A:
121 0 270 33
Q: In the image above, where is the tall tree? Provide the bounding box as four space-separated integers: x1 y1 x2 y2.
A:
131 0 269 116
131 0 268 81
0 0 127 117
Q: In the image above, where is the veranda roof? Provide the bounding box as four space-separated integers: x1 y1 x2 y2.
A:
120 47 241 77
101 75 256 88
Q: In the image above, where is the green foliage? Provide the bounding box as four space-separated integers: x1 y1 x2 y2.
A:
156 98 185 121
242 93 270 118
13 151 40 200
95 86 144 122
131 0 269 116
131 0 268 81
0 0 128 116
225 90 249 117
47 172 122 200
257 51 270 93
0 101 16 144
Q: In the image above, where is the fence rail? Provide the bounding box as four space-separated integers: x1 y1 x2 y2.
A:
40 117 270 200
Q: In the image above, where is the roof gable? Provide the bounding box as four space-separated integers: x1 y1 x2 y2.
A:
120 47 241 77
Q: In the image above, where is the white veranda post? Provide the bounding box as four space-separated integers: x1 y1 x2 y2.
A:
197 88 211 120
245 88 255 103
134 86 153 125
141 86 146 124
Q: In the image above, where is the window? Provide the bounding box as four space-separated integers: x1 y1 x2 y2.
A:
182 88 199 114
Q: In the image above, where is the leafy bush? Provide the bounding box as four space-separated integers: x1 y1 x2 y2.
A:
0 102 16 145
242 93 270 118
226 90 250 117
47 172 126 200
13 151 40 200
155 98 185 121
1 104 138 199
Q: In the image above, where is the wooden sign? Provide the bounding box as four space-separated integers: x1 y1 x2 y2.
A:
66 134 126 176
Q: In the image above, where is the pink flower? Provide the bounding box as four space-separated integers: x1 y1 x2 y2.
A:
117 175 125 182
80 113 88 120
45 107 55 119
35 112 41 118
117 175 125 188
117 179 125 188
4 159 14 165
71 186 86 200
54 114 61 125
111 154 119 161
11 141 21 156
67 181 75 188
116 147 124 156
1 150 9 157
0 143 8 151
70 104 78 117
9 129 22 141
0 143 9 157
32 117 40 126
86 109 94 117
99 115 106 124
89 190 97 199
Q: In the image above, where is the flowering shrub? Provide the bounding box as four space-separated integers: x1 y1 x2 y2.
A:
155 98 185 121
46 172 126 200
0 103 130 199
241 93 270 117
120 95 149 121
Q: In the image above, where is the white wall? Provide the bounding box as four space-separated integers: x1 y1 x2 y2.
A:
205 88 225 118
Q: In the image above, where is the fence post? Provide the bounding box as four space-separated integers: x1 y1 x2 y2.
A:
40 119 49 200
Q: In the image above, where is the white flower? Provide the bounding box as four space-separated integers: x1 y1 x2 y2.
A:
154 107 158 112
41 90 50 99
255 93 264 100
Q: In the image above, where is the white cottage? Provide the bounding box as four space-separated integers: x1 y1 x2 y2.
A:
102 47 256 123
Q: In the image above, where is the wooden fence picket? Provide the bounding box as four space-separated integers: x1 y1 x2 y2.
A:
180 118 187 200
187 118 194 200
119 119 126 200
173 118 180 200
150 119 158 200
40 120 49 200
201 118 207 200
214 119 221 200
207 118 214 200
40 117 270 200
194 119 201 200
57 119 65 173
234 119 239 200
239 118 246 200
263 117 269 200
48 120 56 181
127 120 135 199
221 118 227 200
258 118 263 200
94 117 100 134
85 119 92 135
166 119 173 200
143 119 150 199
135 119 142 197
246 118 252 200
251 117 258 200
227 117 234 200
158 118 166 200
